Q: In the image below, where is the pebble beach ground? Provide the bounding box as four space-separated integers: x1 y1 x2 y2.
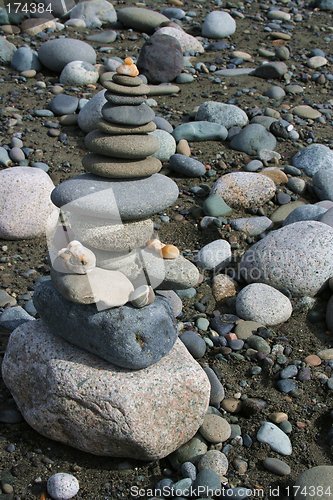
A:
0 0 333 498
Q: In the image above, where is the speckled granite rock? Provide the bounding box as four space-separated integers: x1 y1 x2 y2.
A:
2 320 210 459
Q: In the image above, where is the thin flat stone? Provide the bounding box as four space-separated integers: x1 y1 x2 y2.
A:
148 84 180 96
98 120 156 135
82 153 162 179
215 68 255 77
51 173 179 220
85 131 159 159
102 102 155 126
112 74 143 87
66 216 155 252
103 81 150 96
105 92 147 105
292 105 322 119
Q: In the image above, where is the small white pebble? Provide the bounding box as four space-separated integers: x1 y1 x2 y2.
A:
47 473 79 500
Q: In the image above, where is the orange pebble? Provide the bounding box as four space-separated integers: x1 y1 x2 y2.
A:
116 58 139 77
124 57 134 65
161 244 180 259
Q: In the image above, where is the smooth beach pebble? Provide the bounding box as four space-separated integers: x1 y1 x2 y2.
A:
47 473 79 500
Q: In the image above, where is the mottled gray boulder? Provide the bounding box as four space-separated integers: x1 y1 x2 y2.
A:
236 283 292 326
211 172 276 209
2 320 210 459
33 281 177 370
312 166 333 201
230 124 276 155
196 102 248 129
283 204 327 226
292 144 333 176
78 90 107 133
240 221 333 296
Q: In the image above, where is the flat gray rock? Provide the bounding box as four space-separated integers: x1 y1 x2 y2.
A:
51 173 179 221
292 144 333 176
196 101 248 129
252 62 288 79
197 240 231 270
169 154 206 177
33 281 177 370
173 121 228 142
117 7 169 33
240 221 333 296
230 124 277 155
102 102 155 126
231 216 272 235
38 38 96 73
2 320 210 459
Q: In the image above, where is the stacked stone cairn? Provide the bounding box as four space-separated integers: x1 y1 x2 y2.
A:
2 59 209 460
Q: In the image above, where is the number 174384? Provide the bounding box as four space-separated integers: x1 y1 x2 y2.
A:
6 3 53 14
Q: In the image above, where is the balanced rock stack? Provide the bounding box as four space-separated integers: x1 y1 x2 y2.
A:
2 60 209 461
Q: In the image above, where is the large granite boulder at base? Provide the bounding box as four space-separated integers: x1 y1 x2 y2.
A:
2 320 210 459
33 281 178 370
240 221 333 297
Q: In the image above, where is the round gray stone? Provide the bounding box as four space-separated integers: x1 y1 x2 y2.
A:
49 94 79 116
202 11 236 38
47 473 79 500
230 124 277 155
60 61 99 86
197 240 231 270
236 283 292 326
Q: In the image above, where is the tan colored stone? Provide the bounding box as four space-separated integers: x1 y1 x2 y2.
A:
269 412 288 424
177 139 191 156
212 274 238 301
199 415 231 444
21 18 56 35
261 168 288 185
221 398 242 414
304 354 322 367
292 105 322 120
2 321 210 459
98 119 156 135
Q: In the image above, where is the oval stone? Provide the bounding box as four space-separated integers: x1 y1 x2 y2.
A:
51 173 179 221
102 102 155 126
85 131 159 159
38 38 96 73
82 153 162 178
